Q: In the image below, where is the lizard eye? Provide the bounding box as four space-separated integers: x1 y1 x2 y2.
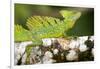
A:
68 16 76 20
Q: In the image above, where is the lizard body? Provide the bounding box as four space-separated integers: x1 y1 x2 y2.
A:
15 10 81 45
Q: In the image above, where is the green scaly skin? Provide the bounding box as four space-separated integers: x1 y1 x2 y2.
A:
15 10 81 46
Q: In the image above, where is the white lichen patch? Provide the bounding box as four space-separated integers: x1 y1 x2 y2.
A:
69 39 80 49
66 50 78 61
57 38 70 50
79 44 88 52
53 49 59 55
42 38 52 47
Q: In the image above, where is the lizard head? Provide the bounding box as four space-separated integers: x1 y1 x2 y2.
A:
60 10 81 21
60 10 81 30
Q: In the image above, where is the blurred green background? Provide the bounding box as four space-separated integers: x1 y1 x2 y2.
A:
14 3 94 36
